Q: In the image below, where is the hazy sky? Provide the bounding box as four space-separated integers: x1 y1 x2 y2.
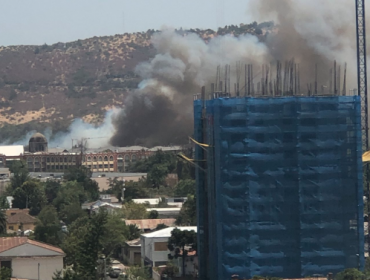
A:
0 0 252 46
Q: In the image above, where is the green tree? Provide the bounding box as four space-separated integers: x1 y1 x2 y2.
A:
176 195 196 226
64 166 99 200
44 179 61 204
147 164 168 187
127 224 141 240
0 196 9 209
12 180 46 215
34 205 63 246
148 210 159 219
52 269 78 280
62 210 108 278
155 223 169 231
53 181 86 225
167 228 197 277
336 268 364 280
9 160 29 191
122 181 150 202
101 214 128 257
121 202 148 220
174 179 195 197
0 267 11 280
125 266 151 280
0 210 6 234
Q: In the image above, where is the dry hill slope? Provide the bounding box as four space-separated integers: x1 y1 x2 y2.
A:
0 22 272 143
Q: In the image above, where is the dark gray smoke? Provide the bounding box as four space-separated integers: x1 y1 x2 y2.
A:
110 0 359 147
110 30 269 147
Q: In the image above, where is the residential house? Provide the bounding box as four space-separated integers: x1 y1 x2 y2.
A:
122 238 141 265
124 219 176 232
81 200 121 214
6 209 36 233
0 237 64 280
140 226 197 268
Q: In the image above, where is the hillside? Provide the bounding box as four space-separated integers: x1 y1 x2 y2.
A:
0 21 273 143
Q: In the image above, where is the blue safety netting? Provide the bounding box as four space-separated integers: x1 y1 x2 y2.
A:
194 96 364 280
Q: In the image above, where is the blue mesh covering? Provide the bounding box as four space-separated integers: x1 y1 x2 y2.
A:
194 96 364 280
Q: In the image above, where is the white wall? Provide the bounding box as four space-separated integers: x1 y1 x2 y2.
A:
141 236 170 266
12 256 63 280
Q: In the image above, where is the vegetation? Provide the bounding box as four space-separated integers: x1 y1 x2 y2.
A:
176 195 196 226
125 266 151 280
0 267 11 280
167 228 197 277
121 201 148 220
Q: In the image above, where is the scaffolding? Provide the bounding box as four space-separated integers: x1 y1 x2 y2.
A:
194 95 364 279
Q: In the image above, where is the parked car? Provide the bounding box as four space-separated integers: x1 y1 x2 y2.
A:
109 267 123 278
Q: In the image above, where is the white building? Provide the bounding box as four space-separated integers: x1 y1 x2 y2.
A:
0 237 64 280
140 226 197 268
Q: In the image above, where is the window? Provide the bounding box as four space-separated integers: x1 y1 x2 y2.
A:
64 157 67 162
131 155 137 162
104 156 108 161
154 242 168 251
60 158 63 163
8 226 13 230
0 260 11 269
98 156 103 162
72 157 76 162
104 164 108 168
109 156 114 161
68 157 72 162
87 157 91 162
46 157 50 162
51 157 55 162
110 164 114 168
99 165 103 168
93 156 97 161
125 155 130 162
55 158 59 163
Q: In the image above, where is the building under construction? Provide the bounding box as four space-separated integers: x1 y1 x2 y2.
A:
194 63 364 279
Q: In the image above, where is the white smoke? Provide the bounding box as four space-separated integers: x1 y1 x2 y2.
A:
10 110 117 150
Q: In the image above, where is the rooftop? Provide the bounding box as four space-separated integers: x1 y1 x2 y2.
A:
0 237 64 254
7 211 36 225
125 238 141 247
141 227 197 238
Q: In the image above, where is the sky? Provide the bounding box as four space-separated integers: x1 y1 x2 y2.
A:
0 0 252 46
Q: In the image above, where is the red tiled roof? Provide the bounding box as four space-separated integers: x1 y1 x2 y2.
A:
0 237 64 255
7 212 36 225
125 218 176 230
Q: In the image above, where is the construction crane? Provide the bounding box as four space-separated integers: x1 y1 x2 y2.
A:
356 0 369 254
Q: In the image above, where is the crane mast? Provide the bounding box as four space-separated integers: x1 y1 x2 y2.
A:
356 0 369 255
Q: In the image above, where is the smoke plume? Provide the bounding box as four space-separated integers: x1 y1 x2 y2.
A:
10 0 361 149
110 0 359 147
110 30 270 147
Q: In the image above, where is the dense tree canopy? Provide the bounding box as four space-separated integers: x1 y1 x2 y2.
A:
176 195 196 226
34 205 63 246
12 180 46 215
174 179 195 197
